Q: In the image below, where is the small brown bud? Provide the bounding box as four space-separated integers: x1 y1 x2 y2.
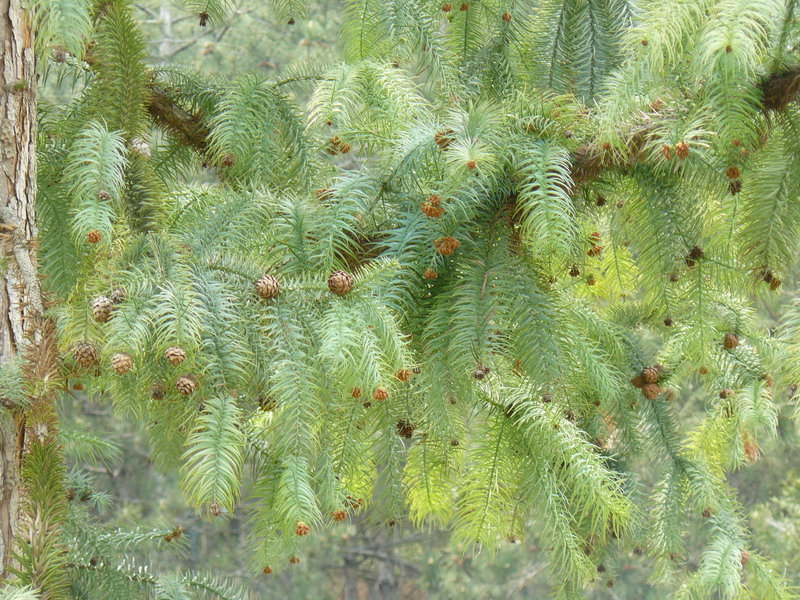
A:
295 521 311 536
86 230 102 244
373 387 389 401
723 333 739 350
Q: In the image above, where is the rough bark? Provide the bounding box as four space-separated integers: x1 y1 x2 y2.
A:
0 0 42 581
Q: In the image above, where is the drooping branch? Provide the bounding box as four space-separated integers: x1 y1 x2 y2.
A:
143 66 800 182
146 82 211 154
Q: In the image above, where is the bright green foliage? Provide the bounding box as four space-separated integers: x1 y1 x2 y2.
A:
19 0 800 597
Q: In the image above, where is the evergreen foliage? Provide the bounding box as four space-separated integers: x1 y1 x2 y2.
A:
13 0 800 597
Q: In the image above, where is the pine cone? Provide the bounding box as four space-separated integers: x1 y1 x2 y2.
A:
111 353 133 375
723 333 739 350
255 274 280 300
73 342 99 368
209 502 221 516
434 129 455 149
373 387 389 401
289 556 300 564
702 507 712 519
109 287 127 304
501 11 512 21
421 195 445 218
396 420 415 438
719 388 735 399
86 230 101 244
151 382 166 400
165 346 187 366
351 387 362 399
642 367 660 384
642 383 660 400
395 369 413 382
98 189 111 201
423 268 438 280
262 565 273 575
332 509 347 522
664 316 673 327
434 236 460 256
569 266 580 277
675 141 690 159
631 374 644 388
740 550 750 568
328 270 353 296
295 521 311 536
441 3 453 12
725 165 741 180
92 296 114 323
176 374 197 395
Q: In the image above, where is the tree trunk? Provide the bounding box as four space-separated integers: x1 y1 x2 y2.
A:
0 0 42 581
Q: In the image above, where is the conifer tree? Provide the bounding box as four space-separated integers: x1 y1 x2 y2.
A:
5 0 800 598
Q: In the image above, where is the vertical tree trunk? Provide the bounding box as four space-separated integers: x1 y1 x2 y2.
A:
0 0 41 581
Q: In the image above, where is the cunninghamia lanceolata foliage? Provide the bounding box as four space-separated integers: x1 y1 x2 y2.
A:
31 0 800 597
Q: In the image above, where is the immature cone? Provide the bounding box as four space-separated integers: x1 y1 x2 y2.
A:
86 230 101 244
423 268 438 280
262 566 273 575
332 509 347 522
73 342 99 367
255 274 280 299
725 165 741 180
434 129 455 150
295 521 311 536
421 194 445 218
373 387 389 401
109 287 127 304
111 353 133 375
395 369 413 382
723 332 739 350
351 387 362 399
289 556 300 565
396 420 415 438
501 11 512 21
719 388 735 399
664 316 673 327
569 265 580 277
434 236 460 256
642 366 660 384
98 189 111 201
152 382 166 400
642 383 660 400
740 550 750 568
165 346 187 366
702 507 712 519
176 374 197 395
675 141 690 159
328 270 353 295
209 502 221 517
92 295 114 322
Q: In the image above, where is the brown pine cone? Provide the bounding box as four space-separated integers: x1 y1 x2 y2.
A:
295 521 311 536
332 509 347 522
434 236 460 256
73 342 99 367
395 369 413 382
109 287 127 304
111 353 133 375
176 374 197 395
675 141 690 159
719 389 735 399
255 274 280 300
351 387 362 399
92 296 114 323
165 346 187 366
723 333 739 350
373 387 389 401
328 270 353 295
423 268 438 280
86 230 102 244
642 367 660 384
642 383 660 400
289 556 300 564
434 129 455 149
262 565 273 575
396 420 415 438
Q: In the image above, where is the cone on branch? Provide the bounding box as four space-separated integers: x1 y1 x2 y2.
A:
111 353 133 375
86 230 102 244
332 509 347 522
176 374 198 395
295 521 310 536
165 346 187 366
328 270 353 295
73 342 99 368
642 383 660 400
434 236 460 256
723 333 739 350
92 295 114 322
255 274 280 300
373 387 389 401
